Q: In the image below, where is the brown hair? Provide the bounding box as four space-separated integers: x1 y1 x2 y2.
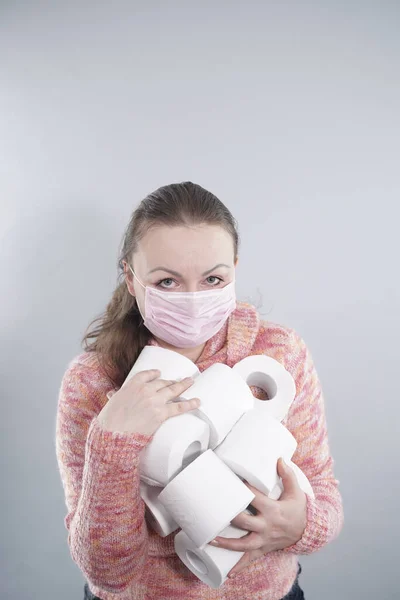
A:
81 181 240 389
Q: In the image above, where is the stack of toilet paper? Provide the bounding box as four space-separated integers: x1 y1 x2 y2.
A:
122 346 315 589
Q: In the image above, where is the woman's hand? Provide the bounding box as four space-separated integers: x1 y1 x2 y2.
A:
209 458 308 578
97 370 200 436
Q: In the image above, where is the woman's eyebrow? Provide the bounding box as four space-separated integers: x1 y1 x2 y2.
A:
147 264 231 277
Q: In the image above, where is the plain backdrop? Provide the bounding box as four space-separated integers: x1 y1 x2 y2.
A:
1 1 399 599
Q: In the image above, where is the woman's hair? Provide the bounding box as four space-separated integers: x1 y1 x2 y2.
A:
81 181 240 389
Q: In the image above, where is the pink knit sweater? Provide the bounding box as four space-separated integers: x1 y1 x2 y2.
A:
55 301 344 600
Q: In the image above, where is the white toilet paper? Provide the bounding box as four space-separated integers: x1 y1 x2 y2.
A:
246 463 315 501
139 412 210 487
158 449 255 549
174 523 247 588
288 460 315 499
141 473 166 487
214 410 297 495
174 506 255 588
122 345 200 388
232 354 296 422
139 481 179 537
179 363 255 449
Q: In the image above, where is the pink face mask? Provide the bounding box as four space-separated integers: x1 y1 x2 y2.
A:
129 265 237 348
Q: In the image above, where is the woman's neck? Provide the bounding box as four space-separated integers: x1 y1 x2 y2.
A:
153 337 206 364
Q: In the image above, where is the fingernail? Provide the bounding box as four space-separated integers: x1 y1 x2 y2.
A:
209 539 219 545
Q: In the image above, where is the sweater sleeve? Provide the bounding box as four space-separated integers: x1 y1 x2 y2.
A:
279 329 344 555
55 359 154 593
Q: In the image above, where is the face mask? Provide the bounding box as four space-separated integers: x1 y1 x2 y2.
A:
129 265 237 348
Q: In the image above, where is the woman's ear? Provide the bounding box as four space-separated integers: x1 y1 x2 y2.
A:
122 261 135 297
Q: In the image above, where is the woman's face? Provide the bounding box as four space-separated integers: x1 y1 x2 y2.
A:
124 223 238 315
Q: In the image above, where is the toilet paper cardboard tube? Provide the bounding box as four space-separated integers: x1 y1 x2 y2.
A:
232 354 296 422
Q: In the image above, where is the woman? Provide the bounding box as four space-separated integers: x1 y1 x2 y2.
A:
55 181 344 600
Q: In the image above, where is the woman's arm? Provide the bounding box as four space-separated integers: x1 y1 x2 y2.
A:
279 329 344 554
55 358 154 592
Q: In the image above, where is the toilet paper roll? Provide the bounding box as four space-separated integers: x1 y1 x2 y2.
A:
141 474 166 487
179 363 255 449
139 481 179 537
287 460 315 499
232 354 296 422
244 460 315 500
139 412 210 486
158 449 255 549
174 522 248 589
251 463 315 501
214 410 297 495
122 345 200 388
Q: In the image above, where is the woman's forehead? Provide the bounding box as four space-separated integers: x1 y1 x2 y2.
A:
136 224 234 264
138 225 233 264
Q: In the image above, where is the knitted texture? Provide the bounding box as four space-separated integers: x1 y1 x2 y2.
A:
55 301 344 600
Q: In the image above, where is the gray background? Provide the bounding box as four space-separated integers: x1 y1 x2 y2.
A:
1 1 399 599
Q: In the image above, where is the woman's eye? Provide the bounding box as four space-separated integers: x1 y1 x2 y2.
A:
206 276 223 285
157 278 174 288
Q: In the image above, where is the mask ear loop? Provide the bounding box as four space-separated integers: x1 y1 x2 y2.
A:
132 297 144 328
127 263 145 328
